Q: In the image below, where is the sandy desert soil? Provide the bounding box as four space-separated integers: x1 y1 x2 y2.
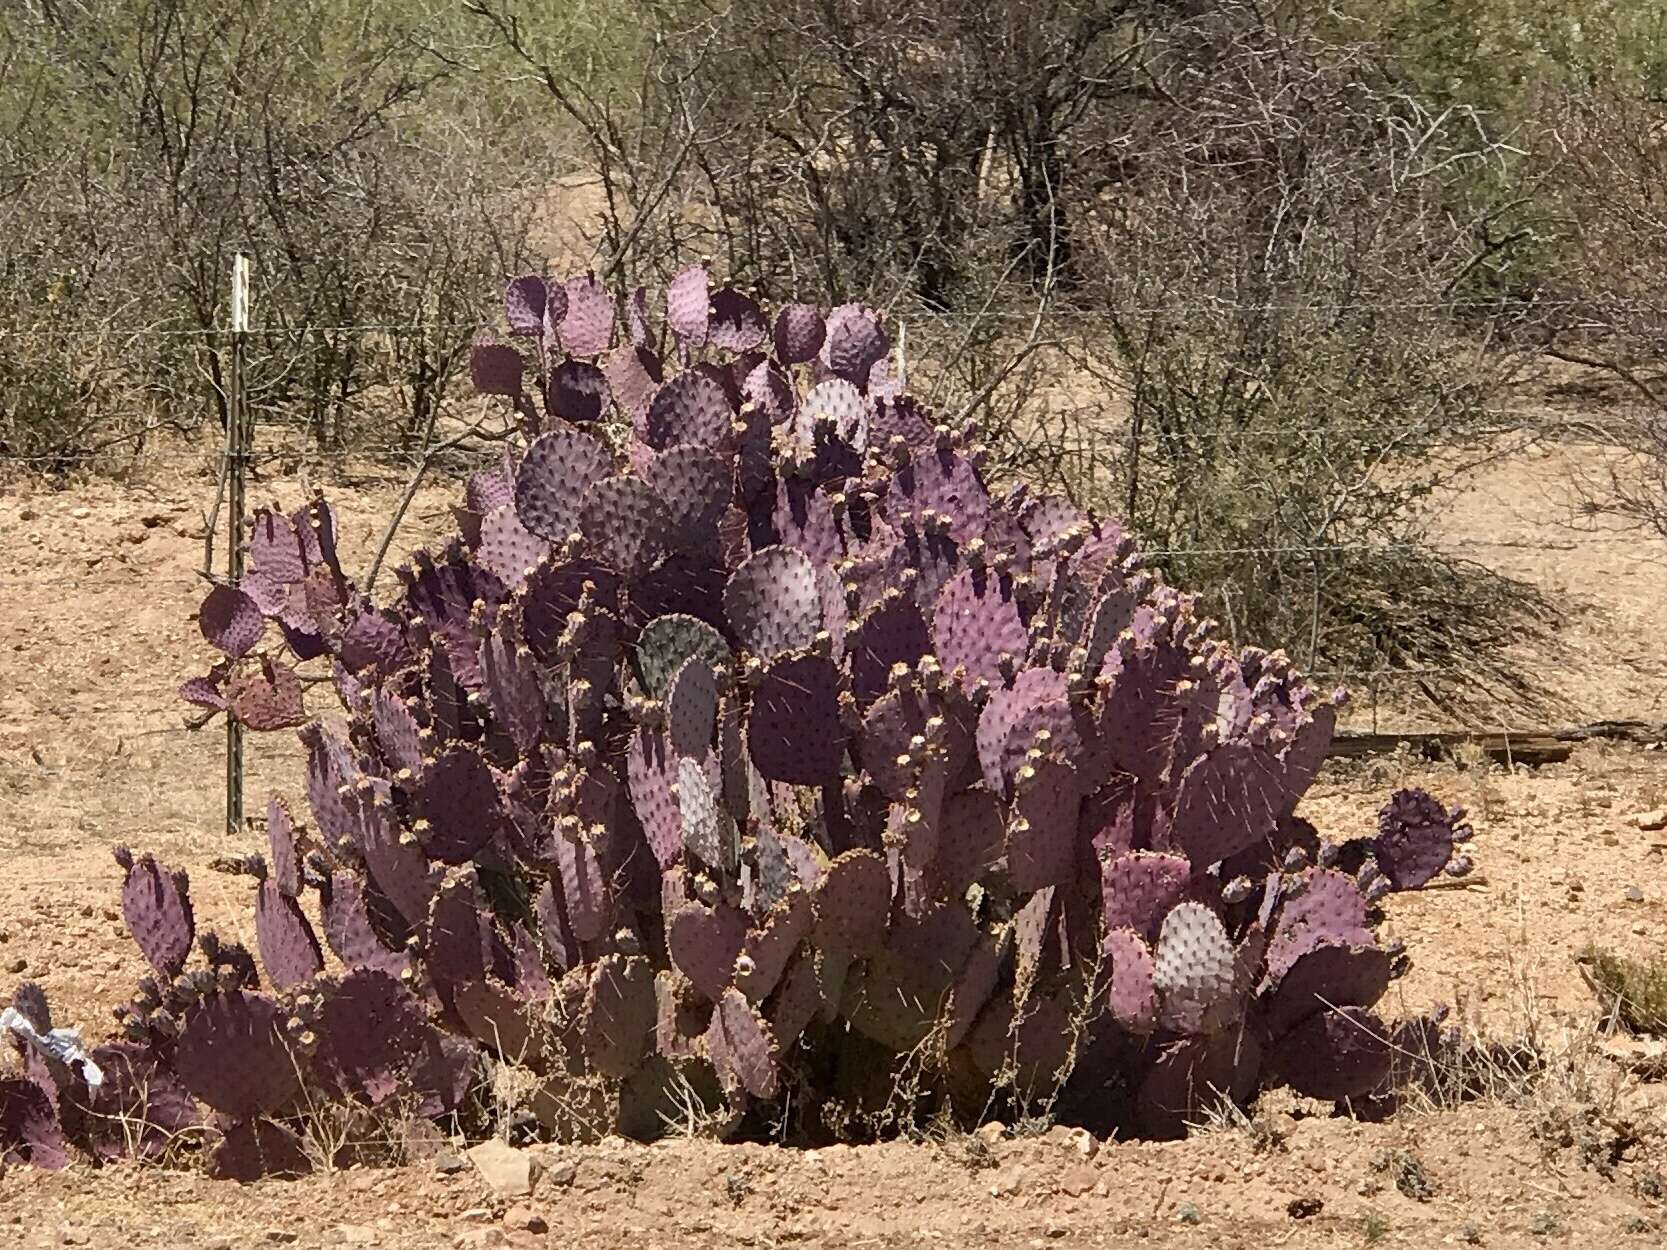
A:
2 437 1667 1248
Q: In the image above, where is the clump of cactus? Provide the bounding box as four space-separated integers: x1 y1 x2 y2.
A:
1 271 1476 1174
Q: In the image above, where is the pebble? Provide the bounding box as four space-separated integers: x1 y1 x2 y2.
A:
5 957 24 974
325 1228 380 1247
1059 1165 1100 1197
264 1232 299 1244
1634 809 1667 832
990 1165 1026 1197
468 1139 540 1198
453 1231 506 1250
543 1160 578 1188
434 1150 468 1175
974 1121 1007 1144
1626 886 1646 903
502 1205 548 1235
71 507 90 519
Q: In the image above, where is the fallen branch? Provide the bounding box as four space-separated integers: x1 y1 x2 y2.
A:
1331 720 1667 767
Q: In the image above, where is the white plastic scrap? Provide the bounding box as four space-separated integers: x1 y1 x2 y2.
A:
0 1007 104 1087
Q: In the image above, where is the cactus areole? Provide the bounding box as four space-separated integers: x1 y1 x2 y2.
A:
1 271 1477 1173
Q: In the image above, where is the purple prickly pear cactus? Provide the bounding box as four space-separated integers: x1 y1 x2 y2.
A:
39 267 1485 1168
1373 788 1472 890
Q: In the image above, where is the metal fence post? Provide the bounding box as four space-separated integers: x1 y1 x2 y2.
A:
225 253 251 836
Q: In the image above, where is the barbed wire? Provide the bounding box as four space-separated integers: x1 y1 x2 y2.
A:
0 534 1620 592
2 294 1664 343
0 410 1647 467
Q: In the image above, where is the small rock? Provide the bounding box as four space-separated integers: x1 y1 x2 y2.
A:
1174 1201 1202 1225
1634 809 1667 832
327 1228 379 1247
453 1231 506 1250
1059 1165 1099 1197
202 1239 235 1250
1067 1127 1097 1159
974 1121 1007 1144
543 1160 578 1189
71 507 90 520
990 1166 1026 1197
6 957 25 975
1634 922 1650 936
502 1205 548 1235
57 1228 90 1247
458 1210 494 1224
264 1232 299 1245
435 1150 468 1175
468 1139 541 1198
1626 886 1646 903
1287 1196 1323 1220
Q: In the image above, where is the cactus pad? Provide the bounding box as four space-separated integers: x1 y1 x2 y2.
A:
414 748 504 865
470 335 522 395
582 955 656 1078
504 275 547 336
254 881 324 990
547 359 610 424
175 991 303 1119
1152 902 1238 1034
747 652 846 785
724 546 823 658
636 614 731 702
666 656 721 759
666 902 749 1002
1268 1005 1392 1101
707 988 779 1099
1374 788 1469 891
209 1118 311 1181
310 970 436 1105
1100 852 1192 943
676 754 736 870
932 568 1027 691
812 850 890 957
1006 757 1082 892
773 303 825 363
199 584 266 658
644 370 733 450
557 274 614 357
266 796 302 898
0 1077 66 1169
709 288 767 352
666 264 710 344
118 850 194 979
